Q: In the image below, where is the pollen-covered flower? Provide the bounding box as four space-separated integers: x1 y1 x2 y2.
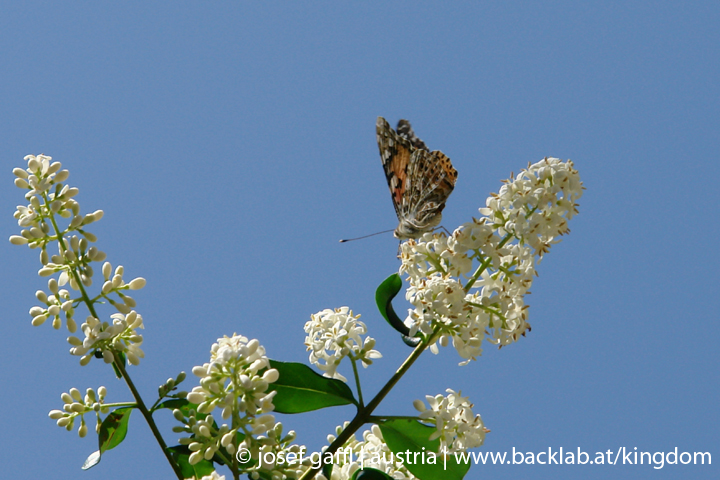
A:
479 157 583 256
304 307 382 382
397 158 582 362
405 276 468 337
13 204 40 229
399 233 473 281
414 389 486 453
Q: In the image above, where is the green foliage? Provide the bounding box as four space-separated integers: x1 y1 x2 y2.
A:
375 274 421 347
154 398 189 413
352 467 394 480
82 407 133 470
268 360 357 413
380 419 470 480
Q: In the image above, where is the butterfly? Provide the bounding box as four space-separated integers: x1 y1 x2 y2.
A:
376 116 458 239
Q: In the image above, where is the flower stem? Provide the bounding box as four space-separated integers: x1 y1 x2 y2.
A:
464 233 513 292
114 357 185 479
44 195 183 479
350 357 364 408
298 339 429 480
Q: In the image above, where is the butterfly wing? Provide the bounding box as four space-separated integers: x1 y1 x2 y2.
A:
376 116 458 239
403 148 457 233
396 119 429 151
377 116 413 222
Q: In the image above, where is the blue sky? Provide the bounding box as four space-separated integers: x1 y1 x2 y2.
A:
1 2 718 479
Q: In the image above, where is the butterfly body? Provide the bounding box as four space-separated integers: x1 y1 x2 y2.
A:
376 116 458 239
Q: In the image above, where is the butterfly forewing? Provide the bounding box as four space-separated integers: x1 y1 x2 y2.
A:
376 116 458 239
396 119 429 152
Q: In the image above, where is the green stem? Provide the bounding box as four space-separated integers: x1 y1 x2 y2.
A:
45 197 100 319
350 357 364 408
298 339 429 480
43 193 183 479
463 233 514 292
114 358 185 479
463 255 492 293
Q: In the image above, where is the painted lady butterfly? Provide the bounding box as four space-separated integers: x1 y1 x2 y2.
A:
376 116 458 239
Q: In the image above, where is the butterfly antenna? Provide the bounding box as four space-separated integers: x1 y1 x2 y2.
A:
339 229 395 243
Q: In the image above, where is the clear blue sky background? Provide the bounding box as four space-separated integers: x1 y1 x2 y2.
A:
2 2 718 479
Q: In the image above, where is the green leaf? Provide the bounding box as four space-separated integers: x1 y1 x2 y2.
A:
352 467 394 480
267 360 357 413
375 274 404 332
82 407 133 470
375 274 421 347
323 461 334 480
380 419 470 480
154 398 190 412
98 407 133 453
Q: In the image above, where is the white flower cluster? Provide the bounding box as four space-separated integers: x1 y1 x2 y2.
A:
400 158 583 363
29 261 145 333
414 389 485 454
181 334 298 478
316 423 417 480
312 391 484 480
48 386 109 438
251 423 310 480
11 154 98 250
304 307 382 382
480 157 583 253
67 311 145 366
10 155 147 334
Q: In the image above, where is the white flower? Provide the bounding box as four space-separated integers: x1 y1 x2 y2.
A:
405 276 467 336
399 233 475 285
10 154 93 252
48 386 109 436
23 154 56 196
356 425 418 479
414 389 485 453
180 334 298 473
479 157 583 255
14 204 40 228
67 311 145 366
304 307 381 382
395 158 582 361
188 334 277 419
316 423 418 480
